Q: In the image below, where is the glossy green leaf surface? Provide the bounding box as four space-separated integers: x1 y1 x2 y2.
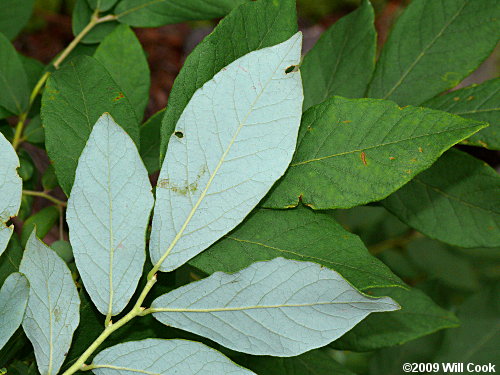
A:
424 78 500 150
0 33 29 115
0 273 29 351
301 0 376 111
152 258 399 356
150 33 303 272
159 0 297 160
367 0 500 106
263 96 485 209
20 232 80 375
0 0 35 40
67 114 154 316
241 349 355 375
140 109 165 174
42 55 139 195
115 0 247 27
94 24 150 120
72 0 119 44
190 207 404 291
91 339 255 374
0 132 22 256
332 287 459 351
383 149 500 248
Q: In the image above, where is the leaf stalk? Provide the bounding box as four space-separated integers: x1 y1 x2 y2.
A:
22 190 67 207
11 9 116 150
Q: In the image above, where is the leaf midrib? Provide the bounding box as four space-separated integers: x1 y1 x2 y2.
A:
153 300 395 313
414 177 500 216
381 0 468 100
155 38 299 269
290 123 481 167
92 364 159 375
225 236 400 289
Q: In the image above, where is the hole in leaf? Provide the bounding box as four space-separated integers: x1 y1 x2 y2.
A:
174 131 184 139
285 65 297 74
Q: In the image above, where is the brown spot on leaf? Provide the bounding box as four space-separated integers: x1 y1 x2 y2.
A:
360 152 367 166
113 92 125 102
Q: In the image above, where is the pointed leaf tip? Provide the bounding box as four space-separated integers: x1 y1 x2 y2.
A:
152 257 399 356
67 114 154 316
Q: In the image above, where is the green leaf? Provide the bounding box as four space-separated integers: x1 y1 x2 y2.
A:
0 0 35 40
18 54 45 92
67 114 154 317
0 33 29 114
140 109 165 174
72 0 119 44
42 55 139 195
424 78 500 150
0 106 12 120
17 151 34 181
94 24 150 120
87 0 119 11
0 132 22 256
301 0 376 111
240 349 356 375
334 206 409 246
23 115 45 145
190 207 405 291
153 258 399 356
332 287 459 351
20 206 60 248
150 33 303 272
0 273 29 351
6 360 38 375
91 339 255 374
434 284 500 366
368 334 442 375
407 238 480 291
115 0 247 27
41 165 58 191
367 0 500 106
263 96 486 209
50 241 73 264
19 231 80 375
159 0 297 161
0 237 23 287
383 149 500 248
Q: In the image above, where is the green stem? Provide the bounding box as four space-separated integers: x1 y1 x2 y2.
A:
61 275 157 375
22 190 67 207
11 11 116 150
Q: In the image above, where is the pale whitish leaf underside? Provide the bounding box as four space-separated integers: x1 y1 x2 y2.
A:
20 231 80 375
67 114 154 316
152 258 399 357
0 272 29 350
91 339 255 374
150 32 304 272
0 132 22 256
